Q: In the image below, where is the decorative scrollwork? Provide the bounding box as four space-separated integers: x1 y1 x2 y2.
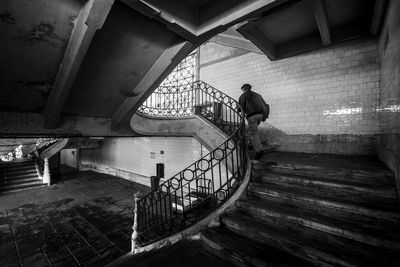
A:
135 80 247 247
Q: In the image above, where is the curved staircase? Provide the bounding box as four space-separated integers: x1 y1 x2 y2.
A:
122 81 400 266
200 153 400 266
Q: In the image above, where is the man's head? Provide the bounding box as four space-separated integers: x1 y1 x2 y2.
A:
241 83 252 92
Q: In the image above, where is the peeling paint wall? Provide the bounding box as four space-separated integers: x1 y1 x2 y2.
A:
0 0 83 112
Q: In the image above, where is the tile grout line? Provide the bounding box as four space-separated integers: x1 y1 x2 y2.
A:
20 204 52 267
5 208 23 267
33 201 81 266
56 192 125 254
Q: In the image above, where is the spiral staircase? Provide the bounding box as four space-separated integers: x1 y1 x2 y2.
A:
118 80 400 267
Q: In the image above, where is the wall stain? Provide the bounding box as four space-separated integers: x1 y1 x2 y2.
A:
24 23 65 47
17 80 52 95
0 12 16 24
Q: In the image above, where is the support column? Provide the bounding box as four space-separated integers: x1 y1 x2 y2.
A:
43 158 51 186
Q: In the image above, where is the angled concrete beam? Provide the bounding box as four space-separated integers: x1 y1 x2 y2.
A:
44 0 115 128
121 0 197 42
314 0 331 46
370 0 388 35
237 24 276 60
111 40 195 130
0 111 133 137
209 33 263 54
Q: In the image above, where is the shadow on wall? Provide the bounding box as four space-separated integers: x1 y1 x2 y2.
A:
258 122 377 155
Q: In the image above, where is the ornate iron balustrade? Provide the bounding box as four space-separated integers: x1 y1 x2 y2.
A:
35 138 61 155
133 81 247 248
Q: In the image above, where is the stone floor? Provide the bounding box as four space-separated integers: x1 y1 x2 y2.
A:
0 169 151 267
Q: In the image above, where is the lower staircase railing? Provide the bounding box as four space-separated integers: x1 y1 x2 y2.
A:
132 81 248 250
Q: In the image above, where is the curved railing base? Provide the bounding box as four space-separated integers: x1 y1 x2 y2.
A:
131 113 228 152
107 155 251 267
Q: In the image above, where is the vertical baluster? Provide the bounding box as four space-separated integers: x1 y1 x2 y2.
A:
173 189 178 217
180 180 185 215
229 106 233 133
150 194 155 227
168 182 173 229
224 143 229 189
218 162 222 197
210 157 215 195
230 141 235 179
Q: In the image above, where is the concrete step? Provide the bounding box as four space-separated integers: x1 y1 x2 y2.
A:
251 172 399 206
2 161 35 168
248 183 400 223
1 181 45 193
200 227 309 267
4 165 36 173
5 170 37 179
223 212 400 267
3 177 41 186
237 197 400 250
251 160 395 187
243 190 400 235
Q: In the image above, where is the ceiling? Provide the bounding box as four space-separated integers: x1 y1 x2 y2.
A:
0 0 388 136
237 0 387 60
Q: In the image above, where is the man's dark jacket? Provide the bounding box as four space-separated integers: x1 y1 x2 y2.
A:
239 90 269 120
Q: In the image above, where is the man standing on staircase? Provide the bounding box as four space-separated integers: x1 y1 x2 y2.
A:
239 83 270 160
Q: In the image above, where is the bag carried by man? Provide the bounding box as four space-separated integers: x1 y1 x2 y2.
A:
253 93 270 121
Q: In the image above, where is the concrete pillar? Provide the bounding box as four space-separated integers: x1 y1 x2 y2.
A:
43 158 51 185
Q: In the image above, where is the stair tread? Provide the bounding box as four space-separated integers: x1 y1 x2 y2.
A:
238 196 400 248
1 181 44 190
223 212 400 266
1 160 34 166
242 192 400 236
256 152 392 172
251 173 399 208
3 177 41 186
5 167 36 173
3 164 35 169
252 161 394 186
253 170 396 193
249 182 400 215
201 227 310 267
5 171 37 177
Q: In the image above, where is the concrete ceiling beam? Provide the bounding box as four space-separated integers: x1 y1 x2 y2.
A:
44 0 115 129
314 0 332 46
111 39 196 130
370 0 388 35
120 0 198 42
0 111 133 137
209 33 263 54
237 25 276 60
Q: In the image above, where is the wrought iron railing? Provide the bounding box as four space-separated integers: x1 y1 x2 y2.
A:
133 81 247 247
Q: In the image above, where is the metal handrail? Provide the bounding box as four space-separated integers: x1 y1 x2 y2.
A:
134 81 247 247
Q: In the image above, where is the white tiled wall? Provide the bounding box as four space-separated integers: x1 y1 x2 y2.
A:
200 39 380 135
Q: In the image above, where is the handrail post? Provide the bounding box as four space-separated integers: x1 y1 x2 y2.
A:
131 191 141 253
43 158 51 185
